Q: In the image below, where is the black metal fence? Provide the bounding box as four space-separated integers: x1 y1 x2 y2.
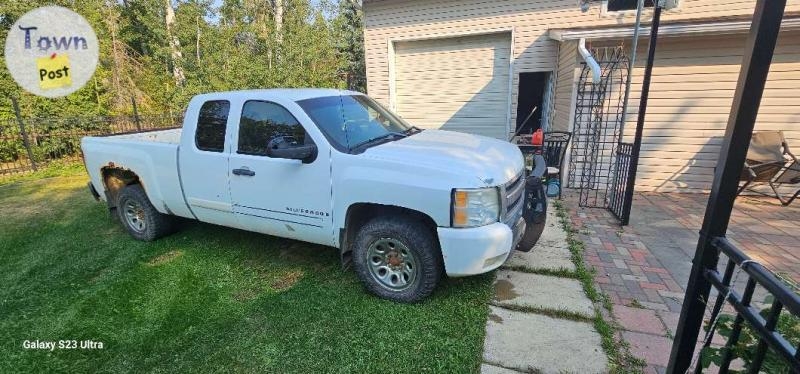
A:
608 142 633 224
0 109 181 176
568 46 629 210
699 237 800 372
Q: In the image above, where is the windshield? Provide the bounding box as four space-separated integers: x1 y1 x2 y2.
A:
297 95 417 152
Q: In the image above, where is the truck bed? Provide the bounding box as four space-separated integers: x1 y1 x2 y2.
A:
107 128 182 144
81 129 194 220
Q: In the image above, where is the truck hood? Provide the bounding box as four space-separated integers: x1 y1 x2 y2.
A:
362 129 524 186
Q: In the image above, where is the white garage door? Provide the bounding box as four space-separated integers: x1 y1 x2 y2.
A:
393 33 512 139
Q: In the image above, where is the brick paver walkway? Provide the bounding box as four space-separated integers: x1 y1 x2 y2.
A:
564 190 800 373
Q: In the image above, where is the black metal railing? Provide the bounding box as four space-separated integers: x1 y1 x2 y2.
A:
699 237 800 372
0 114 181 176
608 141 633 224
667 0 794 372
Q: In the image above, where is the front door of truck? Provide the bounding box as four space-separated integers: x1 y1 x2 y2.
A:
228 100 333 246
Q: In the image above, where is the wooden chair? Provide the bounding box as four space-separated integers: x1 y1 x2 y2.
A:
738 131 800 206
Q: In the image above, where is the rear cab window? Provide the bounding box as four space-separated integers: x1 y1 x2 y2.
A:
195 100 230 152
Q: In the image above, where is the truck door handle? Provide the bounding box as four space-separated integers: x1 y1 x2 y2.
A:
232 168 255 176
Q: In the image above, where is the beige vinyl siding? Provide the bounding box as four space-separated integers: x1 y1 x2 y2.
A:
364 0 800 132
552 40 578 132
364 0 800 194
618 31 800 192
393 33 512 138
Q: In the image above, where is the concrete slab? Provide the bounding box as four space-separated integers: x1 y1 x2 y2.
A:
504 244 575 272
508 202 573 271
480 363 522 374
536 218 569 249
494 270 594 318
484 306 608 374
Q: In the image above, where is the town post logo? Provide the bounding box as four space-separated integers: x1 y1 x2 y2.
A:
4 6 99 98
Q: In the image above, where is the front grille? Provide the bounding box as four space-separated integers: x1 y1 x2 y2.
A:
502 171 525 227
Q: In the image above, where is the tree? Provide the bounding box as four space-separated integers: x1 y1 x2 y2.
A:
333 0 365 92
1 0 361 117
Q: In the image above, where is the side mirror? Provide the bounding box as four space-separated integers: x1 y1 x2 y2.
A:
268 144 317 164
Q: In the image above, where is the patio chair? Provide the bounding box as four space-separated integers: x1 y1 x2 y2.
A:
738 131 800 206
542 131 572 199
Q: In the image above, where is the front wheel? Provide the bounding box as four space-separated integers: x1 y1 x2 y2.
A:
352 216 443 303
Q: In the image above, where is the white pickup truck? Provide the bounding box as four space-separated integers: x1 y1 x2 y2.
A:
81 89 547 302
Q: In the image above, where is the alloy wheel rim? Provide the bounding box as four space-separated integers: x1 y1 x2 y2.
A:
366 238 418 291
123 199 146 233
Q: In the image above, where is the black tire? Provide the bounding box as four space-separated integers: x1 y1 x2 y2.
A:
352 216 443 303
517 179 548 252
116 184 175 241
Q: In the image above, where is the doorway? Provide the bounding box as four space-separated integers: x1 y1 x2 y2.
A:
515 72 552 135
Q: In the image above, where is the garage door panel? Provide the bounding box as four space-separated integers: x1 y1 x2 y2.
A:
397 101 509 112
395 35 511 53
395 67 508 81
395 45 511 59
397 90 509 101
395 57 509 73
395 77 508 93
394 32 511 139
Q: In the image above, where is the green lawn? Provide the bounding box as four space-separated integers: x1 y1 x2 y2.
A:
0 171 493 373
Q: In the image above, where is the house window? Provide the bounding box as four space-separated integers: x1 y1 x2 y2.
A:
606 0 654 12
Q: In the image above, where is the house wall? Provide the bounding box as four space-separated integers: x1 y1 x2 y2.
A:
552 40 578 133
550 32 800 193
364 0 800 136
619 31 800 192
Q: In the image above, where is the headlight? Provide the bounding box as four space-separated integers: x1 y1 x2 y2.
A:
451 187 501 227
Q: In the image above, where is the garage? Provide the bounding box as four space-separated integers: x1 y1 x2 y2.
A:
392 32 512 139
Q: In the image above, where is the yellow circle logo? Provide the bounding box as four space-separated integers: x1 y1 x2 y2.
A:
4 6 99 98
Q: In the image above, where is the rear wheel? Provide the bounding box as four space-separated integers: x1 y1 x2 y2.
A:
116 184 175 241
352 216 442 303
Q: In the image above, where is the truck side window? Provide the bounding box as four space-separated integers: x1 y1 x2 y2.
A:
238 100 311 156
195 100 230 152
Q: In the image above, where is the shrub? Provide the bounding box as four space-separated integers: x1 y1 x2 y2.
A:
701 278 800 373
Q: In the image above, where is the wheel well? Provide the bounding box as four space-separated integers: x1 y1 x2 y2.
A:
340 203 439 267
101 167 141 209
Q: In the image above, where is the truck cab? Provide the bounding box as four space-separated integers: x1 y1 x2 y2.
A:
81 89 546 302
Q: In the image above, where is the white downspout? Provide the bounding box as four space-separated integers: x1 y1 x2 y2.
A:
578 38 601 84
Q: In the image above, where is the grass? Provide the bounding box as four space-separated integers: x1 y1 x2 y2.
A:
500 264 579 279
552 200 647 373
0 160 85 187
489 302 593 323
0 170 494 373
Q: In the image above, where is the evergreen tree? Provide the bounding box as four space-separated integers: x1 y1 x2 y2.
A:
333 0 365 92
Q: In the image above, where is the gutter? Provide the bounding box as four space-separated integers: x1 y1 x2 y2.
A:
578 38 601 84
549 17 800 41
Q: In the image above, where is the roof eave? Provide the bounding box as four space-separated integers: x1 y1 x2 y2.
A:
549 17 800 41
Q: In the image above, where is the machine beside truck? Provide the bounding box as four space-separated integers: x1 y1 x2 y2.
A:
81 89 547 302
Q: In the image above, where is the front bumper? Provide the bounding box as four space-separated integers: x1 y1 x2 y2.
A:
437 217 525 277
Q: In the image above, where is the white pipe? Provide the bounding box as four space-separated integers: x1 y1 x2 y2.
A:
578 38 601 84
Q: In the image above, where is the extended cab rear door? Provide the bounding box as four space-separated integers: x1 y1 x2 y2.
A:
178 98 239 228
227 99 333 246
